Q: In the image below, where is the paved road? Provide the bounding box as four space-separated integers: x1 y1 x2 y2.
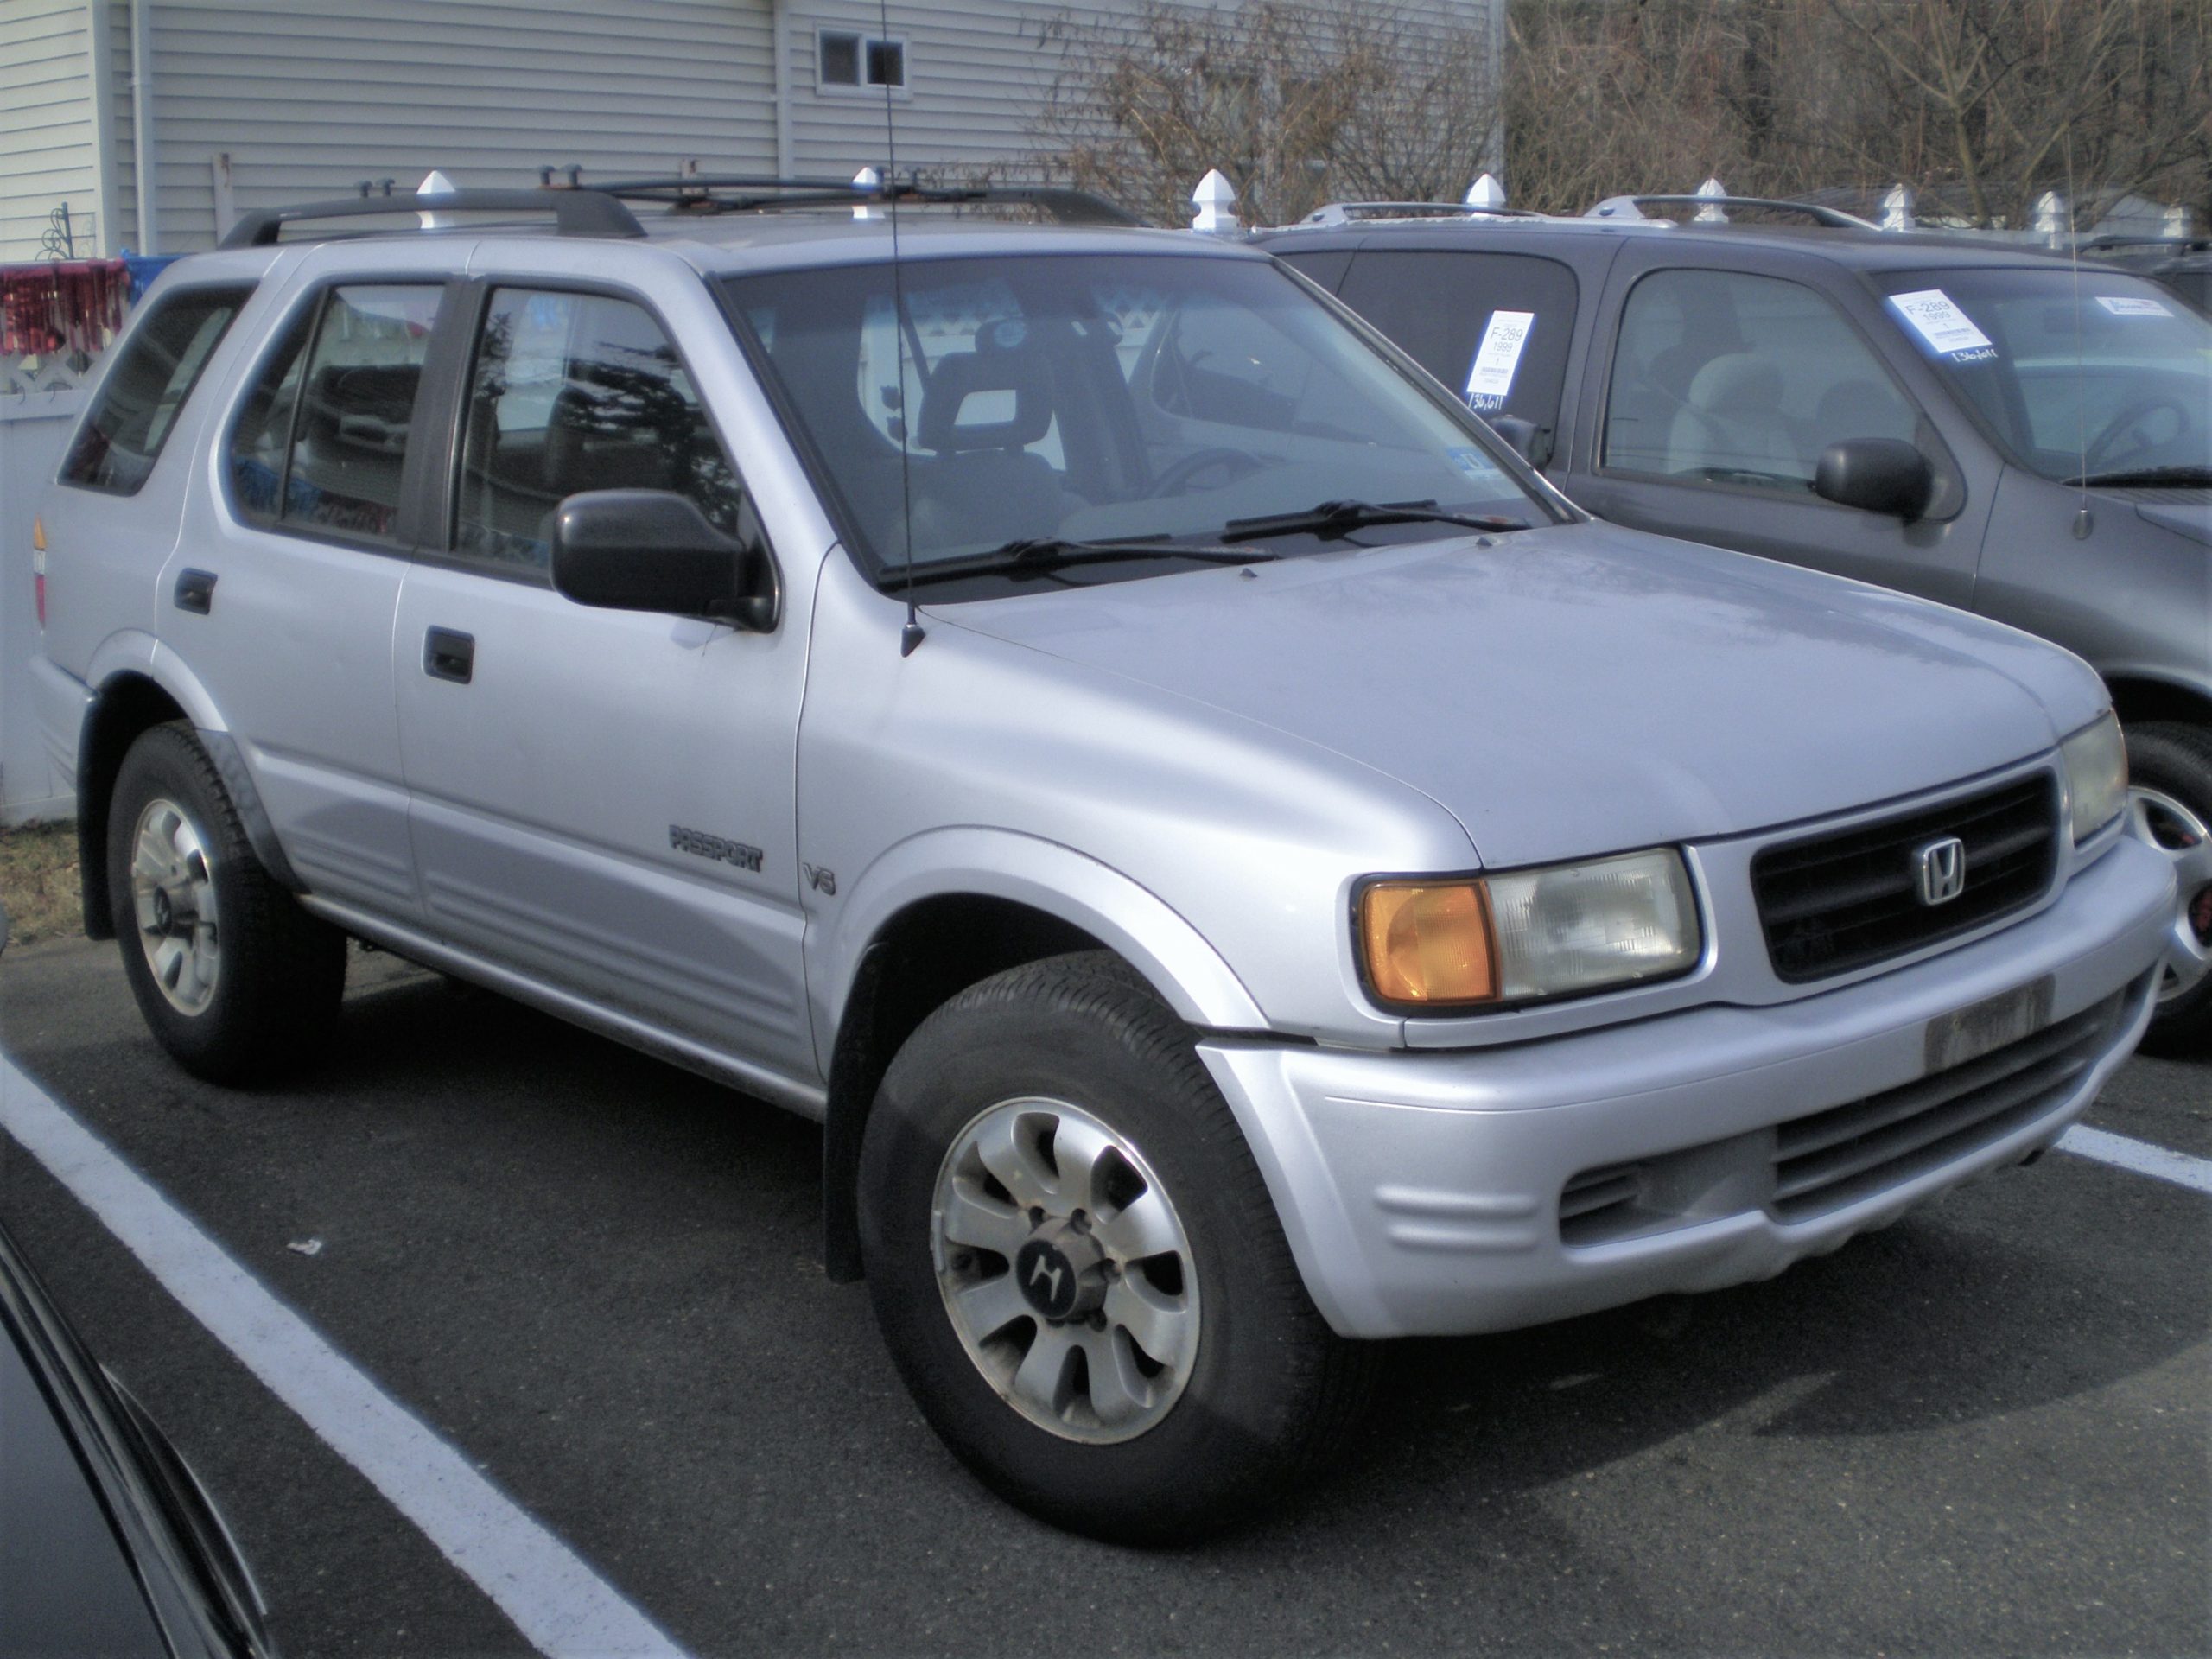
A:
2 937 2205 1657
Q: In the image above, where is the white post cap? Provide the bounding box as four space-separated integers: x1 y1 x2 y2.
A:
416 168 459 229
854 166 883 221
2163 201 2193 238
2033 190 2066 239
1191 168 1237 233
1880 183 1915 232
1464 172 1507 211
1693 176 1728 223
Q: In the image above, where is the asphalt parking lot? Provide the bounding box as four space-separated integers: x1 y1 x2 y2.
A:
2 936 2205 1658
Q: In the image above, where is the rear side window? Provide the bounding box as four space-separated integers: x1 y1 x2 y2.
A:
60 285 254 495
228 284 442 544
1334 251 1578 462
453 288 744 573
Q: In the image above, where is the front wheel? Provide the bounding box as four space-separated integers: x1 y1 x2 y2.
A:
107 722 346 1084
858 953 1373 1541
2126 722 2212 1056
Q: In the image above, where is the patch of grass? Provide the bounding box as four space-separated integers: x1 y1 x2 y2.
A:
0 821 83 946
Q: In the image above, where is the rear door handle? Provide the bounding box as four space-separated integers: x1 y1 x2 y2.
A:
173 569 217 614
423 626 475 684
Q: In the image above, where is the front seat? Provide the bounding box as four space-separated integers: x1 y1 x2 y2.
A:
910 349 1064 550
1664 353 1799 480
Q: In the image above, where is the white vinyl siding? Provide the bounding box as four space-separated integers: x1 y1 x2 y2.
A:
1 2 102 262
123 0 779 252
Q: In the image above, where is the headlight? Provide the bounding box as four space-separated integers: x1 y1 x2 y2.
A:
2061 712 2126 843
1358 849 1701 1010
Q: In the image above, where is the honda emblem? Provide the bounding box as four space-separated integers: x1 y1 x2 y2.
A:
1913 836 1967 906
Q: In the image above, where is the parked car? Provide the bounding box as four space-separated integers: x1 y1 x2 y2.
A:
0 1223 277 1659
1258 201 2212 1051
32 178 2172 1539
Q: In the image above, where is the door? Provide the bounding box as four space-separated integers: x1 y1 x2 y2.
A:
168 264 451 920
392 277 816 1078
1563 256 1988 609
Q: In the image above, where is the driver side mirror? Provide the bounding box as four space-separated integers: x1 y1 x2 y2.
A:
552 490 778 632
1488 414 1552 467
1814 438 1934 522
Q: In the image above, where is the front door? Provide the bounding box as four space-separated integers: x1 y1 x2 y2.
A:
392 276 815 1081
1562 255 1989 610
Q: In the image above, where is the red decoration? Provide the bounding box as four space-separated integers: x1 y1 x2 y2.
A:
2 259 130 360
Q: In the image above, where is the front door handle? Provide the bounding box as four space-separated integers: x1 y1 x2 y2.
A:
423 626 475 684
173 569 217 614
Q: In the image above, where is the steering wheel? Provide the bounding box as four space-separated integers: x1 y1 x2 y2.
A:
1146 446 1266 498
2083 396 2192 474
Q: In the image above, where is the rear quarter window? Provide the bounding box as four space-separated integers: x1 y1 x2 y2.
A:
59 284 255 495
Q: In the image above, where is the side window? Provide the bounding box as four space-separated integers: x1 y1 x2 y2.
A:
1605 268 1918 490
227 283 442 543
454 289 743 573
61 285 254 495
1335 251 1578 461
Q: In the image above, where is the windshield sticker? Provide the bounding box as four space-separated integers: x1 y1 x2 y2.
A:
1887 289 1996 360
1462 310 1535 413
1446 446 1508 485
2094 294 2173 318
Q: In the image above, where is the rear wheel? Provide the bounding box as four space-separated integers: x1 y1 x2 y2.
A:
107 723 346 1084
858 952 1374 1541
2126 722 2212 1056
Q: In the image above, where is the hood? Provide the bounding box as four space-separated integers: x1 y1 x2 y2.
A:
2133 497 2212 548
936 523 2101 869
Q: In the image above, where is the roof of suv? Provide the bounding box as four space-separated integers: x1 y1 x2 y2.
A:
1257 213 2137 277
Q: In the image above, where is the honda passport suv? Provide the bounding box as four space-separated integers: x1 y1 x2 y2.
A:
30 178 2173 1541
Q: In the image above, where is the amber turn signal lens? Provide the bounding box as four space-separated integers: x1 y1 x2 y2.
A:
1360 881 1497 1006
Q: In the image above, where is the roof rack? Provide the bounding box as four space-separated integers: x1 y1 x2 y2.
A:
1287 200 1548 228
1584 194 1879 231
564 172 1143 226
221 183 642 248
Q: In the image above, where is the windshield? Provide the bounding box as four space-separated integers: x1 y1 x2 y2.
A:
721 251 1553 585
1876 268 2212 485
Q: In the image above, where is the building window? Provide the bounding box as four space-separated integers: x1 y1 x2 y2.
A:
818 28 906 91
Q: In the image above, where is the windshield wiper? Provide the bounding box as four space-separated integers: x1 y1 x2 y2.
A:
1219 499 1529 543
2063 465 2212 488
890 536 1276 589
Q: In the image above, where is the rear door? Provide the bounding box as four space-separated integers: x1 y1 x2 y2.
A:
165 247 454 922
391 251 818 1083
1560 244 1988 608
1332 247 1585 467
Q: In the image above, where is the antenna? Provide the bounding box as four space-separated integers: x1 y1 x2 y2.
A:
880 0 924 656
2063 135 2091 537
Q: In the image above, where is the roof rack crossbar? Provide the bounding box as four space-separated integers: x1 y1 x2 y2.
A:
1584 194 1878 230
221 188 643 248
1291 200 1546 227
576 175 1142 226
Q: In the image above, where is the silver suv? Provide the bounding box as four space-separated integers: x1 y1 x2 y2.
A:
31 180 2174 1541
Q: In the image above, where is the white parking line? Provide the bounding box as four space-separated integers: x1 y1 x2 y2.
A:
2058 1124 2212 1196
0 1055 689 1659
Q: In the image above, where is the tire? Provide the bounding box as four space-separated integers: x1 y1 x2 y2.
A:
106 722 346 1084
859 951 1375 1543
2126 721 2212 1057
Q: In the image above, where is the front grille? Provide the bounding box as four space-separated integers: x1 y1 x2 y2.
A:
1768 987 2126 1221
1752 774 2058 983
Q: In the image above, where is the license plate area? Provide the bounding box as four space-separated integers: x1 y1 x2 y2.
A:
1924 975 2056 1073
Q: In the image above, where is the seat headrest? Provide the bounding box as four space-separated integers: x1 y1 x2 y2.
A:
1685 353 1784 415
916 350 1052 453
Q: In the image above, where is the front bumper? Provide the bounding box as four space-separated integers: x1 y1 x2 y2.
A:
1199 837 2172 1339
